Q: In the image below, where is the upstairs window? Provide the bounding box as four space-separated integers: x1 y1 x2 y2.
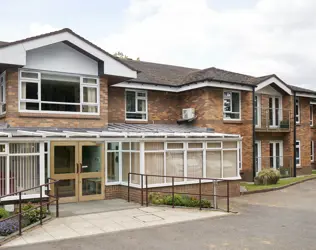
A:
310 105 313 127
295 97 300 124
125 89 147 121
223 91 240 120
0 71 6 114
19 70 99 114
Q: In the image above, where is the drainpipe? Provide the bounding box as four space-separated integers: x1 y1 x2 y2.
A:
252 87 256 181
293 91 297 177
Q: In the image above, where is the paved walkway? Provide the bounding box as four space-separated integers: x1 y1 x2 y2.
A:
3 206 227 248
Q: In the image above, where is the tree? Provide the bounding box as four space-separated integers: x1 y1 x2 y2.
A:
113 51 140 60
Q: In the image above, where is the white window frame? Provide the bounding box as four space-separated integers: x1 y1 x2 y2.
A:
223 90 241 121
311 141 314 163
255 140 261 174
296 140 301 167
255 95 261 128
269 141 283 169
295 97 300 124
125 89 148 121
310 105 313 127
268 96 283 128
0 71 6 115
18 69 100 115
105 140 241 188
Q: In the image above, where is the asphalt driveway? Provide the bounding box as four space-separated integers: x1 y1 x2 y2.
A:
3 179 316 250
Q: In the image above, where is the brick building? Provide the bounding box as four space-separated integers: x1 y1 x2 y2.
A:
0 28 314 203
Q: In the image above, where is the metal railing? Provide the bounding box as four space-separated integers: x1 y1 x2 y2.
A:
255 107 291 131
127 173 231 212
0 178 59 237
256 156 293 177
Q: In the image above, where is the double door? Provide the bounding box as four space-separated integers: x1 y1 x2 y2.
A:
50 142 104 203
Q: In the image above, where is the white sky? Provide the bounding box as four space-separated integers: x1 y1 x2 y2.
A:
1 0 316 89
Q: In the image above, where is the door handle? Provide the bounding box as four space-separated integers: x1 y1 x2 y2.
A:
76 163 79 174
79 163 82 173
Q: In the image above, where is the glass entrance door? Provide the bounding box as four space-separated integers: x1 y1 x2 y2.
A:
50 141 105 203
269 141 283 169
269 97 282 127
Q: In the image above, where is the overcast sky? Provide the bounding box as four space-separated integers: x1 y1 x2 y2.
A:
1 0 316 89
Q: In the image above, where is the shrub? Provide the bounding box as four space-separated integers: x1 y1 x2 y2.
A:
0 218 19 236
149 193 211 208
256 169 280 185
22 203 47 224
0 208 9 219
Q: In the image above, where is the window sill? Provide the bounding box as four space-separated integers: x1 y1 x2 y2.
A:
223 120 243 124
19 112 100 120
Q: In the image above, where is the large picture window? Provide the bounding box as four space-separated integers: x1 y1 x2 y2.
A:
125 89 147 120
19 70 99 114
223 91 240 120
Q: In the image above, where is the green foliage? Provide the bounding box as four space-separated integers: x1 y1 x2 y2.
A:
113 51 140 60
256 169 281 185
149 193 211 208
0 208 10 219
22 202 47 224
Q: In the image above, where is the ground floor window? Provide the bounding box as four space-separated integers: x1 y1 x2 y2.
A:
106 140 240 186
0 143 43 196
296 141 300 166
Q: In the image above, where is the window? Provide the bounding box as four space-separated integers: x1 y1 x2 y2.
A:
0 71 6 114
19 70 99 114
107 142 120 183
311 141 314 162
295 97 300 124
125 89 147 120
255 95 260 127
122 142 140 184
296 141 300 166
310 105 313 127
223 91 240 120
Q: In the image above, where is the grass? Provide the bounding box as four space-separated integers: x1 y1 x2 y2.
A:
241 175 316 192
312 170 316 175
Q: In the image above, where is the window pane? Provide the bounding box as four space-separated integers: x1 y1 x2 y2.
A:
232 93 240 112
223 151 237 178
137 92 146 97
82 105 98 113
145 142 164 151
21 82 38 99
0 156 6 196
41 76 80 103
21 72 38 79
126 113 146 120
145 152 164 184
108 142 119 151
206 151 221 178
83 78 97 84
83 87 97 103
223 141 237 148
122 152 130 182
131 142 140 151
107 152 119 182
20 102 39 111
42 103 80 112
166 152 184 182
187 151 203 178
10 143 39 154
137 99 146 112
167 143 183 149
126 91 136 112
122 142 130 150
207 142 221 148
223 99 231 112
131 152 140 184
188 143 203 149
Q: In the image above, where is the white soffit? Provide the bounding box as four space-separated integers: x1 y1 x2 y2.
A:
112 80 254 93
0 30 137 79
256 76 292 95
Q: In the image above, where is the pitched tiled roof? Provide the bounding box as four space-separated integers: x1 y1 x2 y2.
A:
120 59 197 86
0 41 7 46
287 84 316 94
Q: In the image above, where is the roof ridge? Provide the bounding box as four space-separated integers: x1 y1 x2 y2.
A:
120 58 199 70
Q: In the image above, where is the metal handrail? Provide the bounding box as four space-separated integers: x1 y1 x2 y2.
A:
0 178 60 238
127 173 230 213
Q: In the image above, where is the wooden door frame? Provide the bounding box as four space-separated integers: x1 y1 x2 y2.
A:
50 141 105 203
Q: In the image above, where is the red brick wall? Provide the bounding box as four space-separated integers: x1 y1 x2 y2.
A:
108 87 180 124
4 69 108 128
